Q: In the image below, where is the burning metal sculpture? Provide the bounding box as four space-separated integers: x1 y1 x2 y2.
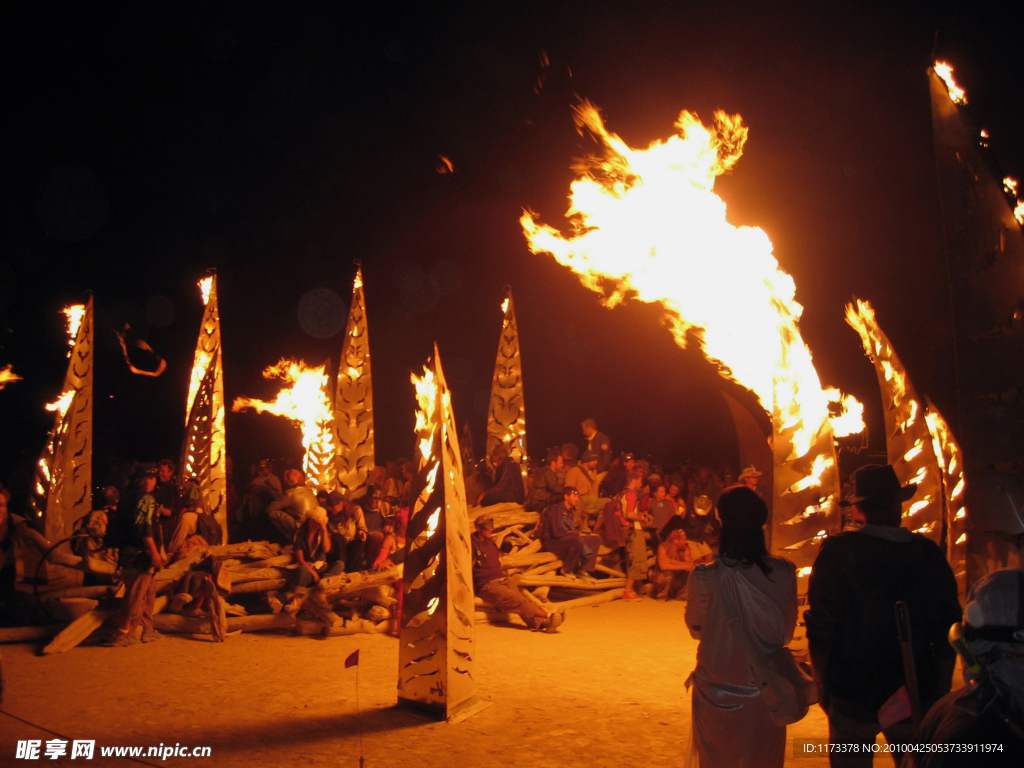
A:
398 345 476 720
334 265 375 500
930 61 1024 590
521 101 862 573
32 300 93 545
485 286 527 479
925 398 968 598
233 359 337 491
183 275 227 535
846 300 946 543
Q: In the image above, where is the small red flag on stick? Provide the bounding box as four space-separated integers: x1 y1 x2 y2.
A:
345 649 359 668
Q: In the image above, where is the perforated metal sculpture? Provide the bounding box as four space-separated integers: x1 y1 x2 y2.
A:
485 287 527 480
334 265 375 500
398 345 476 720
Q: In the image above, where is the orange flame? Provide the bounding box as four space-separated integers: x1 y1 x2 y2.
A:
437 155 454 174
62 304 85 355
198 276 213 307
521 102 862 462
232 360 334 481
934 62 967 106
1003 178 1024 226
0 365 21 389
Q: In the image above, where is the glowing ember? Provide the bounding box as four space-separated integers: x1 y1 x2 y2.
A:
0 365 21 389
232 360 335 484
934 62 967 106
437 155 454 174
521 101 862 467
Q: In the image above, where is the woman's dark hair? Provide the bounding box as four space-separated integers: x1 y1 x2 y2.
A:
717 486 773 577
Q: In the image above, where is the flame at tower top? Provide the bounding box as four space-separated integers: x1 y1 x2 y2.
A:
521 101 861 460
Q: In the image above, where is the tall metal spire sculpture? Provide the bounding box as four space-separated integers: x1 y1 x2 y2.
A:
930 62 1024 591
846 301 947 543
32 300 93 546
398 345 476 720
182 274 227 537
334 264 374 500
485 286 527 479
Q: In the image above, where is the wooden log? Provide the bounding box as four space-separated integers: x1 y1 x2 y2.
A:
595 564 626 578
155 549 205 582
154 613 296 634
500 546 552 569
517 576 626 590
42 607 116 655
227 567 293 583
532 586 550 601
317 565 402 597
33 585 112 600
550 588 624 611
226 554 294 571
321 618 391 637
229 578 288 595
521 560 562 577
207 541 282 558
468 505 540 528
0 625 62 644
493 524 523 547
474 610 511 623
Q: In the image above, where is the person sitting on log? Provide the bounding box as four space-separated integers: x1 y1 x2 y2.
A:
372 508 408 571
265 468 318 545
286 506 342 615
527 448 565 511
650 519 711 600
565 450 608 532
472 516 564 633
324 491 368 572
540 486 588 577
357 484 387 565
477 444 525 507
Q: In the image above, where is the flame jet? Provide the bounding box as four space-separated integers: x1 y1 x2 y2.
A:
521 102 863 571
233 360 338 491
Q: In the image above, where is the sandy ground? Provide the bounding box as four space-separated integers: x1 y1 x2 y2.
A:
2 598 905 768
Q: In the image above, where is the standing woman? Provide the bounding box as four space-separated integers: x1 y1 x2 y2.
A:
684 486 797 768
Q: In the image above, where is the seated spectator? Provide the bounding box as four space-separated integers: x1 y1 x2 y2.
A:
324 491 368 572
373 508 408 571
909 569 1024 767
528 448 564 511
667 482 688 516
0 484 28 608
478 445 525 507
357 484 387 565
265 468 318 545
252 459 283 494
286 506 342 615
650 526 697 600
540 487 587 576
473 516 564 632
235 464 283 542
560 443 579 474
647 483 677 549
688 464 721 513
565 450 608 531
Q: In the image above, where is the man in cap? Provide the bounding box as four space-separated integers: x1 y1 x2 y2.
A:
909 569 1024 766
738 466 762 495
324 490 368 572
540 486 588 577
472 515 564 633
565 450 608 531
805 464 961 766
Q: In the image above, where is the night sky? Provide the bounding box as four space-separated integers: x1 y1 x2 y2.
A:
2 1 1022 490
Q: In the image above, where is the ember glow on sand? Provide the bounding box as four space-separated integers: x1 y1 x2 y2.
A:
521 101 863 473
233 359 337 489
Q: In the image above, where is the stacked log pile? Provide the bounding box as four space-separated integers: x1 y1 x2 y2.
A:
2 542 402 651
3 502 632 649
468 502 625 625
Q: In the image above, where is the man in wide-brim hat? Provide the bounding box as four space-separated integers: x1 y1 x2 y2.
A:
805 464 962 766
